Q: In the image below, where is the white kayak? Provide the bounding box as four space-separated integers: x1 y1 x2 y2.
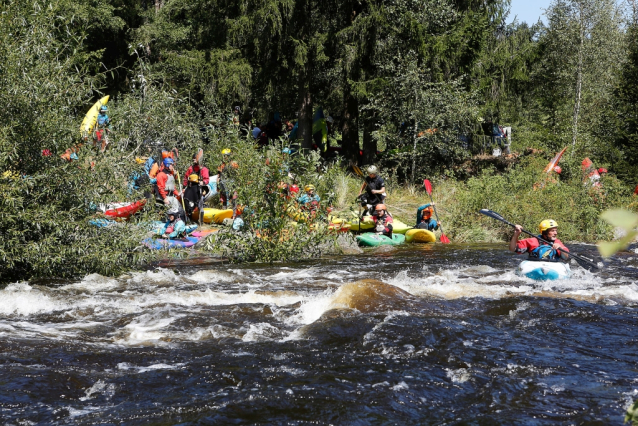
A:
517 260 571 281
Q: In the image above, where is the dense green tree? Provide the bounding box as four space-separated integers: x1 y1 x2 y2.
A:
611 23 638 182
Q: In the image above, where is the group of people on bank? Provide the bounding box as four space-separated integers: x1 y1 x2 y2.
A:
357 165 441 239
134 145 329 239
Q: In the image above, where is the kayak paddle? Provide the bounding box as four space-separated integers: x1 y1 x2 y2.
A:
423 179 450 244
478 209 601 272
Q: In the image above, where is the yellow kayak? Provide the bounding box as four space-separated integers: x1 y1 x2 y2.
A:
405 228 436 243
330 215 412 234
193 208 234 224
80 95 109 138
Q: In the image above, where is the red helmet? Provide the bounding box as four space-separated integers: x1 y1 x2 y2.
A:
290 185 300 194
375 204 386 211
554 166 562 174
598 168 608 174
422 206 433 218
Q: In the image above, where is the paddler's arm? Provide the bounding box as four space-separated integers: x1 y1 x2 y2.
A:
554 241 569 260
508 224 523 252
358 182 366 195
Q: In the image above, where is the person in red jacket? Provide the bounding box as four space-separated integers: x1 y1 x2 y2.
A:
155 158 180 207
372 204 393 238
182 153 210 187
509 219 569 261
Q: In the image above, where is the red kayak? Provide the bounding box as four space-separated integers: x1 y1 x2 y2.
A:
104 200 146 219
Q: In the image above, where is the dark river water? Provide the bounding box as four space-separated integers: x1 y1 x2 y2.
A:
2 243 638 424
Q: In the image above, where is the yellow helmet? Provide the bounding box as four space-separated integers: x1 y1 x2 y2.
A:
221 148 231 155
304 184 315 192
539 219 558 234
188 174 199 183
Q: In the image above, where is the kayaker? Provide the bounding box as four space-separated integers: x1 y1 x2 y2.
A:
372 204 393 238
217 148 239 209
232 205 245 231
95 105 111 152
358 165 386 216
416 203 440 231
298 184 320 205
297 184 321 218
155 158 181 209
182 153 210 187
509 219 569 261
158 207 186 239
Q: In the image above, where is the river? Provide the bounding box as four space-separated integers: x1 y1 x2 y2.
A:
1 243 638 424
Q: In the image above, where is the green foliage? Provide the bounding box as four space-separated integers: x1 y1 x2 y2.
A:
198 140 340 263
609 23 638 182
597 209 638 257
438 156 633 242
627 399 638 425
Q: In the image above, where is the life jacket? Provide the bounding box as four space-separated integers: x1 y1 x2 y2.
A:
144 157 156 175
529 241 559 261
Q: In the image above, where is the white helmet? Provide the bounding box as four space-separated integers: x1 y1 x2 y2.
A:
367 165 378 175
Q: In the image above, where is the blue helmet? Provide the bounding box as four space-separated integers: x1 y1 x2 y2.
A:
100 105 108 112
282 148 291 154
163 158 174 167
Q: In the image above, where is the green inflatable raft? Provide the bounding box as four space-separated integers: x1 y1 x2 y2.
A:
355 233 406 247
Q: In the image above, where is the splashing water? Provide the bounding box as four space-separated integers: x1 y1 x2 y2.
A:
1 243 638 423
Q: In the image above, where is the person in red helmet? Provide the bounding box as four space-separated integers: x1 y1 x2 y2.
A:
372 204 393 238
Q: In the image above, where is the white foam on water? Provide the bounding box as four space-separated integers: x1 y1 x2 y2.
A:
187 269 236 283
116 362 186 373
284 289 336 326
268 268 319 281
59 274 121 293
392 381 409 391
66 405 103 418
242 323 283 342
79 380 116 401
0 283 66 316
446 368 471 383
127 268 183 285
385 265 638 304
114 310 181 346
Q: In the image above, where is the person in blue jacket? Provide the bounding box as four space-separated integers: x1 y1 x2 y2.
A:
158 207 186 239
416 203 440 231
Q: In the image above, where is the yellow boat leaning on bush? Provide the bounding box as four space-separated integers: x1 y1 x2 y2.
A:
193 208 234 224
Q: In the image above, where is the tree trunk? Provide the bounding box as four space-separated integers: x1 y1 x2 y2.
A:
297 80 313 151
341 80 360 164
411 120 419 184
362 113 376 165
571 6 585 153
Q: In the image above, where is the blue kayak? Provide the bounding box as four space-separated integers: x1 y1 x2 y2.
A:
517 260 571 281
142 236 199 250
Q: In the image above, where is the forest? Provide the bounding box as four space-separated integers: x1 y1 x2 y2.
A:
1 0 638 283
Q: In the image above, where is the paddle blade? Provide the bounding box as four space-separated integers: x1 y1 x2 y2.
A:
423 179 432 195
195 148 204 165
479 209 506 222
440 233 450 244
352 165 364 177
